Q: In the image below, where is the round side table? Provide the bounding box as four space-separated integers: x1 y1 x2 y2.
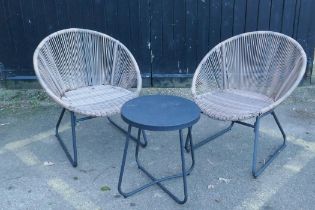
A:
118 95 200 204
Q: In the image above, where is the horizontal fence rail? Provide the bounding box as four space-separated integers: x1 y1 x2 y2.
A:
0 0 314 84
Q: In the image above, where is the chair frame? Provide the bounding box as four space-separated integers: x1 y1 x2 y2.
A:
189 31 307 177
34 28 146 167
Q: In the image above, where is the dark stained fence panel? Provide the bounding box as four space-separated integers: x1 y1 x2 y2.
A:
209 0 221 48
233 0 246 35
257 0 272 30
0 0 314 81
55 0 70 29
245 0 259 32
151 0 163 75
185 0 198 74
196 0 211 63
269 0 284 32
0 1 14 69
221 0 234 41
138 0 151 75
174 0 186 74
282 0 297 36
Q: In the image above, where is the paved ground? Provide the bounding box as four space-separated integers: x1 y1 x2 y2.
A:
0 86 314 210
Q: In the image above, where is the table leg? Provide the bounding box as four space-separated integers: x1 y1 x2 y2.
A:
118 126 195 204
118 125 132 197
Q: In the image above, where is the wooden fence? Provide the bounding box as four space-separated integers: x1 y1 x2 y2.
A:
0 0 314 83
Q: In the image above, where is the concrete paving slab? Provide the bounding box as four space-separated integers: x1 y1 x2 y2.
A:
0 87 314 210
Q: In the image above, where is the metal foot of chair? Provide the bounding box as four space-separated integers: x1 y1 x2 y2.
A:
107 117 148 147
185 122 234 152
55 108 78 167
118 126 195 204
190 110 286 177
252 111 287 178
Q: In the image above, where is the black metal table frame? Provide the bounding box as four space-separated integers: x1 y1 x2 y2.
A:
118 125 195 204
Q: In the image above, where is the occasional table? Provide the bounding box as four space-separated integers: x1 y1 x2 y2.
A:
118 95 200 204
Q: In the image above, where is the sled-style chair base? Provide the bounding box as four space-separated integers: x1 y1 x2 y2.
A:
55 108 148 167
185 110 286 178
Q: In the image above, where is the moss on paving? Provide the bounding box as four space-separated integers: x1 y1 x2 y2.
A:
0 86 314 114
0 89 54 112
0 88 192 112
100 185 111 192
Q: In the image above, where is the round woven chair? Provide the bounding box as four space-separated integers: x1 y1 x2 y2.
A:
189 31 307 177
33 28 146 167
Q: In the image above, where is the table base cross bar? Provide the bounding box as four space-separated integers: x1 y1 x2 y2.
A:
118 125 195 204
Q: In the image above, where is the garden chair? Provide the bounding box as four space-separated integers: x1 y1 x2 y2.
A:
189 31 307 177
33 28 147 167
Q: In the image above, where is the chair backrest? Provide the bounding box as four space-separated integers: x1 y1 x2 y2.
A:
33 28 141 101
192 31 307 104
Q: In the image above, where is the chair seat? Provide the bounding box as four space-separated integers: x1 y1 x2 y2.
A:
61 85 138 117
194 89 274 121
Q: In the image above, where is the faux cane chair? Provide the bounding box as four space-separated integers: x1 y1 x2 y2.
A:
189 31 307 177
33 28 147 167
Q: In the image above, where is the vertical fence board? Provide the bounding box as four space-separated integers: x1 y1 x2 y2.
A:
93 0 107 32
185 0 198 73
282 0 297 36
0 0 14 68
161 0 175 73
117 0 131 45
257 0 271 30
233 0 246 36
245 0 259 32
129 0 140 61
42 0 58 33
296 0 313 77
173 0 186 74
104 0 118 37
20 0 36 69
209 0 221 50
221 0 234 41
150 0 163 74
32 0 48 42
308 0 315 78
66 0 82 27
55 0 69 30
6 0 25 70
269 0 284 32
197 0 210 61
138 0 151 74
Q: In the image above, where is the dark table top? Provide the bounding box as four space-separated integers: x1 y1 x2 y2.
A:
121 95 200 131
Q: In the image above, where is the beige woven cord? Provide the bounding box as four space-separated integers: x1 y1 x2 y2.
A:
33 28 142 117
192 31 307 121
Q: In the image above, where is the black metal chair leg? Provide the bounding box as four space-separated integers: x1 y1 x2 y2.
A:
187 127 195 175
185 122 234 152
271 111 287 143
184 130 191 153
107 117 147 147
252 111 287 178
55 108 78 167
